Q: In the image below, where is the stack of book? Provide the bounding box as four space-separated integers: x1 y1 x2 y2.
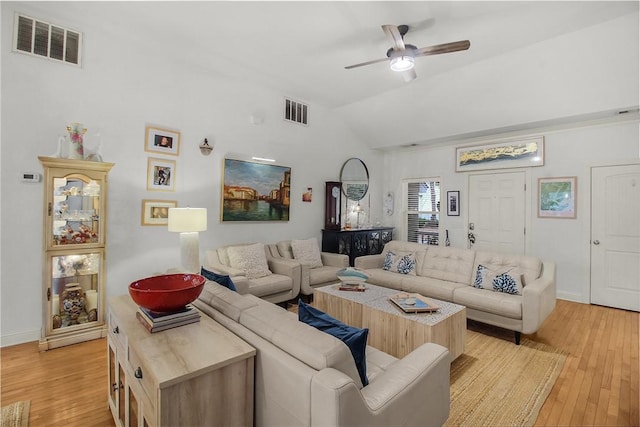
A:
136 304 200 333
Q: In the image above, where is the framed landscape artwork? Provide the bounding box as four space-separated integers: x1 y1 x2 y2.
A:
538 176 577 219
147 157 176 192
456 136 544 172
145 126 180 156
221 158 291 222
141 199 177 226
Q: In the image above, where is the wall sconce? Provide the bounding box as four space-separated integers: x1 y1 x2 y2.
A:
168 207 207 273
199 138 213 156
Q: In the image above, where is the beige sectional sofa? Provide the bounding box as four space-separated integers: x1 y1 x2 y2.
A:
194 282 452 427
355 240 557 344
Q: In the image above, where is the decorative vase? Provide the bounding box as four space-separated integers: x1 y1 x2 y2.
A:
61 283 86 325
66 122 87 160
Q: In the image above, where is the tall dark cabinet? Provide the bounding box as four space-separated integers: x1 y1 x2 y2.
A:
322 227 393 266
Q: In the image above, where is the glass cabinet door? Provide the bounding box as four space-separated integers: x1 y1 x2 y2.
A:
49 252 101 332
50 174 103 248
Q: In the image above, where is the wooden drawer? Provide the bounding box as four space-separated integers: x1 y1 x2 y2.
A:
128 345 155 407
108 311 127 350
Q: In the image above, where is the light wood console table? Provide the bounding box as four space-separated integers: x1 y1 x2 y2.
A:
107 295 255 427
314 283 466 359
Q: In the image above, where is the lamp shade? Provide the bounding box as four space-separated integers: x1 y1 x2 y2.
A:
390 55 415 72
168 208 207 232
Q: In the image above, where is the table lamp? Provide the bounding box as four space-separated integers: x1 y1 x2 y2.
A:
168 207 207 273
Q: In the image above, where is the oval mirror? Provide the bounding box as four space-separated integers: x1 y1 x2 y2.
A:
340 158 369 201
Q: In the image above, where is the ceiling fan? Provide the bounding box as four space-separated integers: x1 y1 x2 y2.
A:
345 24 470 82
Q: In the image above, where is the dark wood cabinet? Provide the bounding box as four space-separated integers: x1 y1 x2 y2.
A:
322 227 393 266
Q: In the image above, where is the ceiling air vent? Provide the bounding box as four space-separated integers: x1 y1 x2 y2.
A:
284 97 309 126
13 13 82 66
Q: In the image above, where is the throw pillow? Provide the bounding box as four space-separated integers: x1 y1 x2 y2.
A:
200 267 237 292
382 251 417 275
473 264 523 295
227 243 272 279
298 300 369 387
291 238 323 268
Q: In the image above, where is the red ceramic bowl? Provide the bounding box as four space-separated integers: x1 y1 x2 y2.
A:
129 273 206 313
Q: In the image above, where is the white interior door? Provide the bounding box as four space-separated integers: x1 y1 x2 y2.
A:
468 172 526 254
590 164 640 312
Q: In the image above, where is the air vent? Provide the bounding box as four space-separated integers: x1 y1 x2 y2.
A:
284 97 308 126
13 13 82 66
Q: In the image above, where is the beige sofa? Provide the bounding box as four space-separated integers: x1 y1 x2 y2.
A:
204 242 301 304
268 239 349 298
355 240 556 344
194 282 451 427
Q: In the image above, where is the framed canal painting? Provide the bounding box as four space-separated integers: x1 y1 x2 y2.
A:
221 158 291 222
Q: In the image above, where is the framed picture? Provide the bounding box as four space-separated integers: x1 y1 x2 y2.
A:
456 136 544 172
141 199 177 226
147 157 176 192
538 177 577 219
302 187 312 202
447 191 460 216
221 158 291 222
145 126 180 156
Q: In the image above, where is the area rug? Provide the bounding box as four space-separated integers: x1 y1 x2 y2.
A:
444 330 566 427
1 400 29 427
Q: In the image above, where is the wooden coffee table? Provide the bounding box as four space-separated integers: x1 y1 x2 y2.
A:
314 283 466 359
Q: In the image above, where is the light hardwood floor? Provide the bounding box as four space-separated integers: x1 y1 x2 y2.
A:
1 299 638 426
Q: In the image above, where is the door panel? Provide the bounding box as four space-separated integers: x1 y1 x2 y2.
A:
590 164 640 311
468 172 526 254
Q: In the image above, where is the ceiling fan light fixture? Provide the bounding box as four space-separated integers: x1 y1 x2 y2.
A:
389 55 415 72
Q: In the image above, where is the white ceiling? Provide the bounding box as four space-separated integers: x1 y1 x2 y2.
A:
106 1 637 108
25 1 640 147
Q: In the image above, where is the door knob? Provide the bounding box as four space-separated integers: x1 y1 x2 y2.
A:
593 240 600 245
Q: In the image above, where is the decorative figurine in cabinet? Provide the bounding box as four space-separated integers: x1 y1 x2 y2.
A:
39 156 114 350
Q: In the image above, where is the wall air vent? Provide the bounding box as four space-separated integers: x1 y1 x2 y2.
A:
13 13 82 66
283 97 309 126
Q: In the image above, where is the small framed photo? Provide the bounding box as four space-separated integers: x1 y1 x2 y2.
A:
538 177 577 219
147 157 176 192
141 199 177 226
145 126 180 156
447 191 460 216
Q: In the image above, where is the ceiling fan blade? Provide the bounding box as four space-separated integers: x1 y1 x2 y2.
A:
382 25 405 50
401 68 417 82
344 57 389 70
415 40 470 57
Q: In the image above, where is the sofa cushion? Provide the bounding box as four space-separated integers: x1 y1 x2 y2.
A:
197 282 259 322
309 266 341 286
227 243 272 279
401 275 467 301
363 269 404 291
454 286 522 319
291 238 323 268
245 273 293 298
473 264 524 295
239 302 364 388
275 240 295 259
200 267 237 292
298 300 369 386
382 251 417 275
420 246 476 285
473 251 542 286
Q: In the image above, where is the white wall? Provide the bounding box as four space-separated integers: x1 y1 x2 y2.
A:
0 2 383 345
382 120 639 302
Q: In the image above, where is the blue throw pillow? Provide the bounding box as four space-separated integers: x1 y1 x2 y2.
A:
200 267 237 292
297 299 369 386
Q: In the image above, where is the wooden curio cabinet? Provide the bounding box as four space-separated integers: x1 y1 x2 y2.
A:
38 156 114 350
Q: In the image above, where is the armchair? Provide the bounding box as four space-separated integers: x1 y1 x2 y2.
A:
269 239 349 298
204 242 300 304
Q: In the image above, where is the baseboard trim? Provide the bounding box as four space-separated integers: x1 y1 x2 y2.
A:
556 291 587 304
1 329 40 348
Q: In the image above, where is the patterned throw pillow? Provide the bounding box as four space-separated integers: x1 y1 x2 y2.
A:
291 238 323 268
473 264 523 295
382 251 417 275
227 243 272 279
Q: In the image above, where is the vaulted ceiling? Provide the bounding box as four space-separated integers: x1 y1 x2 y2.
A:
28 1 640 148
